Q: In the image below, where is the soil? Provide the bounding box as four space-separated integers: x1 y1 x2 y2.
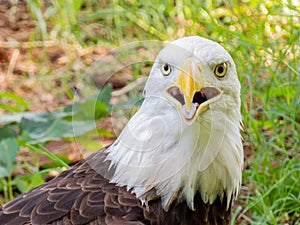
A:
0 1 129 165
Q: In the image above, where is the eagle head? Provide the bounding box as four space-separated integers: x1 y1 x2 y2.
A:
107 36 243 211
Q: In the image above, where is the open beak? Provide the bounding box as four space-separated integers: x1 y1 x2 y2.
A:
166 58 222 124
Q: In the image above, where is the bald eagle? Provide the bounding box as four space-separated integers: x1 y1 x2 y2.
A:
0 36 243 225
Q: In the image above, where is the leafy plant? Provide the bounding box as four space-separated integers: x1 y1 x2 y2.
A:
0 85 112 202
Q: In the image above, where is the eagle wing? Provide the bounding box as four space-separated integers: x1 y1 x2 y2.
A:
0 148 231 225
0 149 153 225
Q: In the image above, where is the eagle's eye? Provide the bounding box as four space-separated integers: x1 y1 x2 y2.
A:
161 63 171 76
214 63 227 78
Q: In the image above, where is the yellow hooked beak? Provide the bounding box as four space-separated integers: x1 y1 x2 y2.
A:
166 58 222 124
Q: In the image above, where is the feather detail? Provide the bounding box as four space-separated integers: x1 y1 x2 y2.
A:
107 93 243 211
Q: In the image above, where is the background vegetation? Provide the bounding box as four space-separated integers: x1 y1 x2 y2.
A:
0 0 299 224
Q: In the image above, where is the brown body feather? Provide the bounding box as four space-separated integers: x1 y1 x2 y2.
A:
0 149 231 225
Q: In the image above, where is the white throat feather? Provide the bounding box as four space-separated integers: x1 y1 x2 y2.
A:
106 94 243 211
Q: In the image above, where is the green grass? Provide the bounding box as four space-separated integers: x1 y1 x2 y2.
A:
1 0 300 224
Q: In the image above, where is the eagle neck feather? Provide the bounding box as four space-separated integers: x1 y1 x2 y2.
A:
106 97 243 211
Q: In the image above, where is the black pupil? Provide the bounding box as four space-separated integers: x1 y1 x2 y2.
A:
163 64 169 72
217 65 224 74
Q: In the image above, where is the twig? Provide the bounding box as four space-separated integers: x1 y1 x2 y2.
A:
112 77 147 97
0 40 57 48
239 214 253 223
6 49 19 79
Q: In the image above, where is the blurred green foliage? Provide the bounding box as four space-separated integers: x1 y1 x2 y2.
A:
0 85 112 203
